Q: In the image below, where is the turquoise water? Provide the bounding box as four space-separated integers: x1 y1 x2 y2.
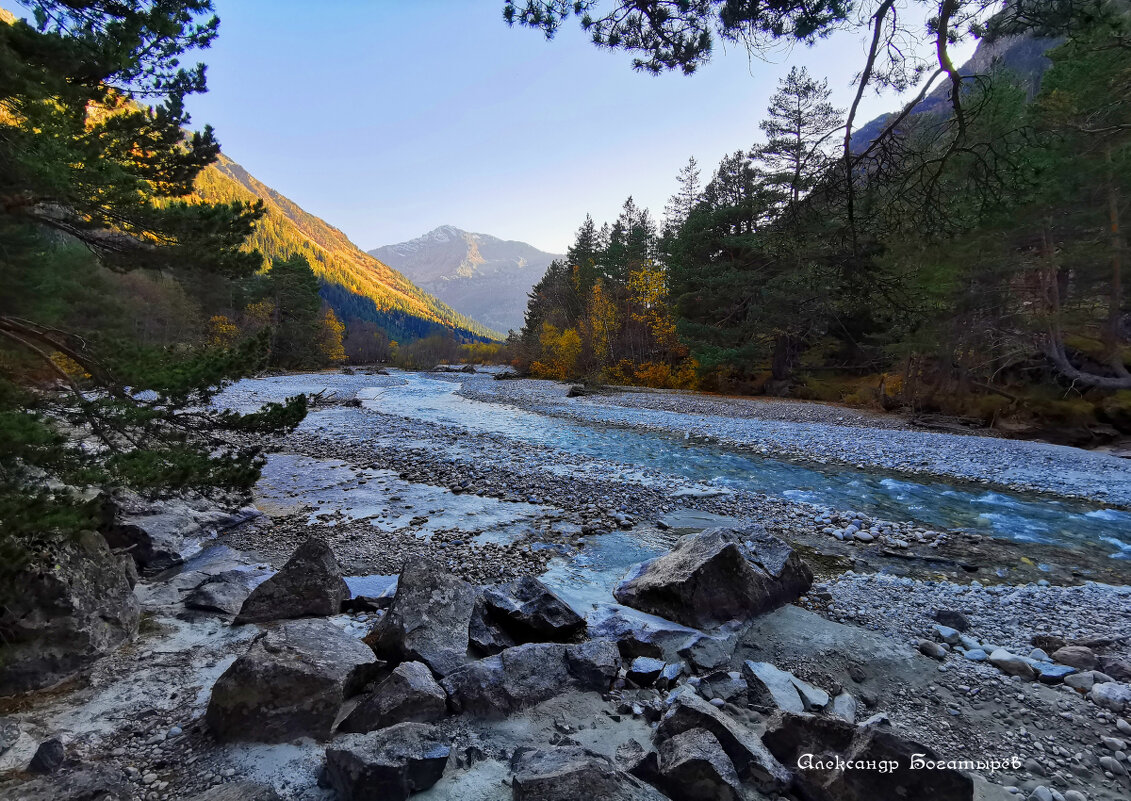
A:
358 375 1131 557
224 373 1131 558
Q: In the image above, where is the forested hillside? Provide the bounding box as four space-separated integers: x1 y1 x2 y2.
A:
510 8 1131 444
197 156 500 344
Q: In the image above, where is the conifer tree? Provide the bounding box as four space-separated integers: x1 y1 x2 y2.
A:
754 67 843 210
0 2 306 592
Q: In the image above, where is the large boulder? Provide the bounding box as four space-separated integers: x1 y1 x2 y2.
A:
100 492 259 575
206 619 378 742
587 604 702 661
743 661 828 713
565 639 622 692
369 557 476 677
657 728 749 801
481 577 585 643
469 600 516 656
184 570 256 616
339 661 447 734
511 747 668 801
443 643 570 718
0 765 131 801
1090 681 1131 712
656 692 792 794
325 723 450 801
613 527 812 628
0 531 139 696
234 538 348 625
761 711 973 801
443 641 617 718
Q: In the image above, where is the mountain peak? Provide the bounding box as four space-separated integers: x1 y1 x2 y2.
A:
369 227 563 333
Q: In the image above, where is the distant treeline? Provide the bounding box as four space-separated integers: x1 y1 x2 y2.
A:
501 17 1131 442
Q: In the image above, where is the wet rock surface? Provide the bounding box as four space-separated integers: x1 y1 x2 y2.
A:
206 619 378 743
233 538 348 625
613 527 812 628
338 661 447 734
368 556 476 677
0 531 139 697
324 723 450 801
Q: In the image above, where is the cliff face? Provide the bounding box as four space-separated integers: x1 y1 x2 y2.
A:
370 226 562 335
851 32 1061 151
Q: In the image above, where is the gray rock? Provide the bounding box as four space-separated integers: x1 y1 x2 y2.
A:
988 649 1037 681
932 625 961 645
587 604 701 661
627 657 666 687
206 619 379 742
442 643 570 718
677 632 737 672
27 738 64 775
655 692 791 793
698 671 747 705
1028 648 1051 662
565 639 621 691
1037 663 1076 684
184 783 283 801
100 493 258 574
762 711 974 801
184 570 254 616
742 661 805 714
369 557 476 677
468 600 516 656
830 691 858 724
919 640 947 660
657 728 748 801
932 609 970 631
1064 672 1096 692
790 676 830 712
511 747 667 801
1099 656 1131 682
1090 682 1131 713
613 527 812 628
0 766 130 800
481 576 585 643
339 661 447 734
1099 754 1127 775
963 649 988 662
325 723 450 801
1052 646 1098 670
234 538 349 625
0 531 138 696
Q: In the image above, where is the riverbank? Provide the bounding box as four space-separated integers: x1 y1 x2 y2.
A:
2 367 1130 801
455 372 1131 508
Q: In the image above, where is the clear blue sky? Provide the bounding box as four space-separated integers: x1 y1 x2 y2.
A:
3 1 977 253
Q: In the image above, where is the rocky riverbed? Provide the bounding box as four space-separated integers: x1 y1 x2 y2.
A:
2 368 1130 801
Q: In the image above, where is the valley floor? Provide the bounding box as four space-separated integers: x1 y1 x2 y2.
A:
3 369 1130 801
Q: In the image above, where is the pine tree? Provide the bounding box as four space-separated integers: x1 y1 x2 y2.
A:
0 2 306 597
663 156 702 233
755 67 844 210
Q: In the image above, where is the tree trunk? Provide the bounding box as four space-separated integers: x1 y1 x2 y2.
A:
1105 145 1128 376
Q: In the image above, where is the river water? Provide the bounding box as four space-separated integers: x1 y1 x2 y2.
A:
222 371 1131 559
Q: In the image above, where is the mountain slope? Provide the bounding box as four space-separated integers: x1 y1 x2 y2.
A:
370 226 562 334
852 32 1060 150
193 157 501 342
